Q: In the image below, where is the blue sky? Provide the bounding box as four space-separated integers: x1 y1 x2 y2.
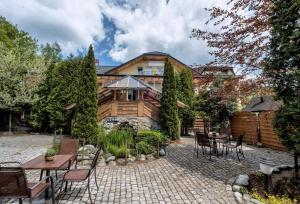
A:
0 0 227 66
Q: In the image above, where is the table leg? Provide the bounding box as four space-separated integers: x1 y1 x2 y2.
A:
45 169 50 199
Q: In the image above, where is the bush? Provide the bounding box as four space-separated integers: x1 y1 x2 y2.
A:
251 192 296 204
136 141 154 155
102 129 133 158
87 124 106 147
106 144 128 158
136 130 167 148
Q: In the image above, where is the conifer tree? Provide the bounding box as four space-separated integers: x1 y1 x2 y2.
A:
264 0 300 175
73 45 99 141
178 68 194 135
160 58 179 140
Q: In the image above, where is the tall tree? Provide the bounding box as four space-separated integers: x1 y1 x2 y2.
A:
73 45 99 141
178 69 194 135
264 0 300 176
192 0 272 74
160 58 179 140
0 17 45 134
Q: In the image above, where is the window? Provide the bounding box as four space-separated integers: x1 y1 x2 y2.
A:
157 67 164 75
145 67 152 75
127 90 138 101
137 67 143 75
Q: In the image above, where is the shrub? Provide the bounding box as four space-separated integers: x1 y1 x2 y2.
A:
106 144 128 158
87 124 106 147
136 141 154 155
102 129 133 158
251 192 296 204
136 130 167 148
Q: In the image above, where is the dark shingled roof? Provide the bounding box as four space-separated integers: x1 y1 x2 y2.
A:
96 65 116 74
244 96 283 112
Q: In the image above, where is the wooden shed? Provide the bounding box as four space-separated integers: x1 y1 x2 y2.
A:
231 96 286 151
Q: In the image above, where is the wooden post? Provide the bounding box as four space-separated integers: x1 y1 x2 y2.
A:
138 90 144 117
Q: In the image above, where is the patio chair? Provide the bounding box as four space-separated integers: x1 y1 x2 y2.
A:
224 132 245 161
0 162 55 204
195 132 212 160
58 147 101 203
193 128 201 152
40 138 79 180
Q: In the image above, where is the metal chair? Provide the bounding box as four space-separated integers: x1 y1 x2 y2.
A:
224 132 246 161
40 138 79 180
195 132 212 160
0 162 55 204
58 147 101 203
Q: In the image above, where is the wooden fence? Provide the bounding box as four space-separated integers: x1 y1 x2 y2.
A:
230 111 286 151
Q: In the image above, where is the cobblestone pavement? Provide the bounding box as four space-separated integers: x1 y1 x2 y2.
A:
0 135 293 204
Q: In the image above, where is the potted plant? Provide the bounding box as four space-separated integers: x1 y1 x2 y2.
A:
45 148 56 161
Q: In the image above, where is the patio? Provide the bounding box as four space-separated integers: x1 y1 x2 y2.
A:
0 134 293 204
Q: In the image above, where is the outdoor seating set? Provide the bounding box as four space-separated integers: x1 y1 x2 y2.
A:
193 128 245 161
0 138 101 204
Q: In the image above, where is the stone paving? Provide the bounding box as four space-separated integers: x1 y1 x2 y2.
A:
0 134 294 204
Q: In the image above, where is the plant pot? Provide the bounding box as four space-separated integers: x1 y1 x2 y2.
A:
45 156 54 161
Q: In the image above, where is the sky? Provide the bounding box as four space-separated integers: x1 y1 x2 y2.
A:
0 0 227 66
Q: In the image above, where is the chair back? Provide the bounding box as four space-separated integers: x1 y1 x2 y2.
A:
195 132 210 146
90 148 101 170
237 132 245 146
220 127 231 136
58 138 79 155
0 166 29 198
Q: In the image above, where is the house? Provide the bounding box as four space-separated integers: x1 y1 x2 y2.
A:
96 51 235 130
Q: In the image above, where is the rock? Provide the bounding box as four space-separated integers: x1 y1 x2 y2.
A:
146 154 155 160
128 156 136 163
232 185 241 192
243 194 251 202
227 177 237 185
108 161 116 166
235 174 249 186
140 154 146 161
250 198 264 204
116 158 126 165
105 156 116 163
234 192 243 204
104 153 112 160
159 149 166 156
84 144 97 153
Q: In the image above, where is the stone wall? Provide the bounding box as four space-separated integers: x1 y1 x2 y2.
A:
101 116 160 131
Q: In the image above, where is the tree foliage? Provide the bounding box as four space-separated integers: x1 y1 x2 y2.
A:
192 0 272 73
30 55 81 132
160 58 179 140
177 68 195 135
264 0 300 153
73 45 99 141
0 17 45 112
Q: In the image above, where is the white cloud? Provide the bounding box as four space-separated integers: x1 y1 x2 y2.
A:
0 0 227 65
0 0 105 55
100 0 227 65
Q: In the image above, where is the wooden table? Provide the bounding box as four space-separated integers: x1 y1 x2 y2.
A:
23 154 73 199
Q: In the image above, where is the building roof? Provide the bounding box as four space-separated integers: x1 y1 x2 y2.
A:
102 51 200 76
244 96 282 112
96 65 116 74
105 75 159 91
193 65 235 76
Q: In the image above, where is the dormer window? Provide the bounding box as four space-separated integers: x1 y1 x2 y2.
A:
137 67 143 75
